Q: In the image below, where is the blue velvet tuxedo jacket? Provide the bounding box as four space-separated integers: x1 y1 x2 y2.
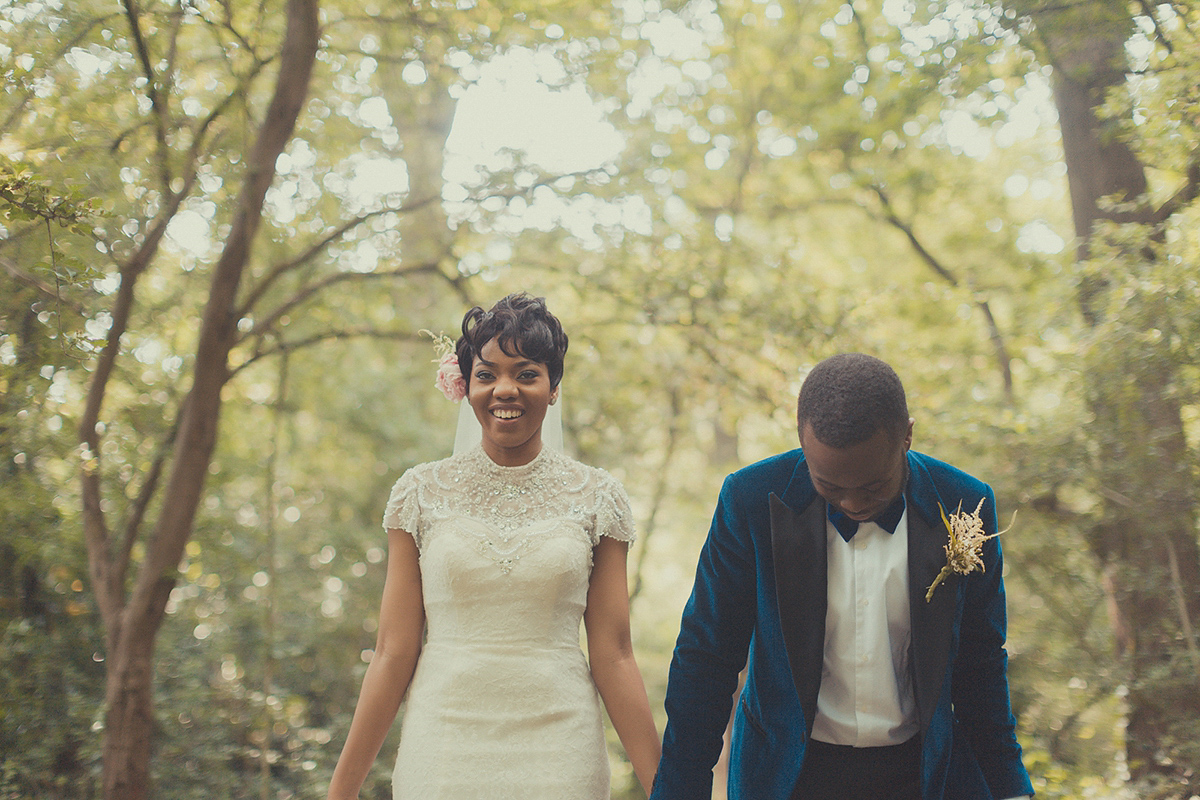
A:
651 449 1033 800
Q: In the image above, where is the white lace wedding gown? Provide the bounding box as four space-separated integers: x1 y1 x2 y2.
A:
382 444 635 799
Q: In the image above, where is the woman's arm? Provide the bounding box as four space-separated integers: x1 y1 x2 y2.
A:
327 527 425 800
584 535 662 796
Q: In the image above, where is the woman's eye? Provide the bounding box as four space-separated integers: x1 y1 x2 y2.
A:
475 370 493 380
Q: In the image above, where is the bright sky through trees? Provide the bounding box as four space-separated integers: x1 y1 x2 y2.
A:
445 47 625 175
162 16 1068 257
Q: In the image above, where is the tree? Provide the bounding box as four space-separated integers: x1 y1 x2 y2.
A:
7 0 1196 796
80 2 318 796
1000 2 1200 794
6 1 323 797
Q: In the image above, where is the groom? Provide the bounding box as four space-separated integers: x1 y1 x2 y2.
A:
651 354 1033 800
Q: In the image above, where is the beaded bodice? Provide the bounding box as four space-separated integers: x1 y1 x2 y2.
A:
384 445 635 651
385 445 634 568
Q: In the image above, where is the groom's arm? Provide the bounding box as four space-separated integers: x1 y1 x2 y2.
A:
651 474 758 800
951 485 1035 798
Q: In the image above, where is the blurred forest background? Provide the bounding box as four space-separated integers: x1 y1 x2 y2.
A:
2 0 1199 798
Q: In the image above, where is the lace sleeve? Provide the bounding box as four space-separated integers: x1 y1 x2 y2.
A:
382 468 422 548
593 471 636 546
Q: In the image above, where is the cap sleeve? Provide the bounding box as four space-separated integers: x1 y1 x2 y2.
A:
593 471 636 546
382 469 422 548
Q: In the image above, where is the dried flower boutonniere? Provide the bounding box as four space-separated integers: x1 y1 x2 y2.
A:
924 498 1014 602
421 330 466 402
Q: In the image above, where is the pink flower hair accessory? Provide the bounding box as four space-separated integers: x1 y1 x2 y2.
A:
422 330 467 402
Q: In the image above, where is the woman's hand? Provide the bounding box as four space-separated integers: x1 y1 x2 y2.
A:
326 528 425 800
585 536 662 796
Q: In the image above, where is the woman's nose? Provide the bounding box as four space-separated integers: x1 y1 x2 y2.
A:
494 375 518 397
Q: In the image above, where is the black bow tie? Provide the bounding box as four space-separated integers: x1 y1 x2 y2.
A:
828 494 906 542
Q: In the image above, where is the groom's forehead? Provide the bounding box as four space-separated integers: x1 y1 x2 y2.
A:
802 428 904 478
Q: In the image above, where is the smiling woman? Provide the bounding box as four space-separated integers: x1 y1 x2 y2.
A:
327 293 661 800
466 339 557 466
455 293 567 466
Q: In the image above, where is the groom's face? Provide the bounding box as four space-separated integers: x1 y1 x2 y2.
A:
800 420 913 522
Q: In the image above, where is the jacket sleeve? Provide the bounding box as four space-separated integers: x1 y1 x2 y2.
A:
651 474 759 800
950 485 1035 798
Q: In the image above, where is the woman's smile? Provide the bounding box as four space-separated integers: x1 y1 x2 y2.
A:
468 338 556 465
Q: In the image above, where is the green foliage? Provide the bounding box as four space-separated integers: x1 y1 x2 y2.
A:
0 156 99 231
0 392 101 798
0 171 104 796
0 614 104 800
3 0 1199 797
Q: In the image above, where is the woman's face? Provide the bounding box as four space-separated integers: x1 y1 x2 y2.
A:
468 337 558 466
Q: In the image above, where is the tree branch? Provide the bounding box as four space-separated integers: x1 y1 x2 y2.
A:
1153 160 1200 224
229 326 425 378
0 257 87 314
121 0 320 648
121 0 173 194
1166 538 1200 684
629 386 682 604
209 0 260 56
113 407 184 595
1016 0 1112 15
0 14 113 136
236 195 441 318
1135 0 1174 53
244 260 445 349
869 184 1015 400
79 187 189 634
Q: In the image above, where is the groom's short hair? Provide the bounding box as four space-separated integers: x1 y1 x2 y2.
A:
797 353 909 448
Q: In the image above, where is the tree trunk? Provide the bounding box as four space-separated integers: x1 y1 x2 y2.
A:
1016 2 1200 792
91 2 321 798
100 578 173 800
378 24 457 280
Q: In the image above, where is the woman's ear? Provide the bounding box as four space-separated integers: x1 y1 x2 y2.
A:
549 387 559 406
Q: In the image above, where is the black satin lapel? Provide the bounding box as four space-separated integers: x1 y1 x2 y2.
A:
908 506 957 733
771 493 827 731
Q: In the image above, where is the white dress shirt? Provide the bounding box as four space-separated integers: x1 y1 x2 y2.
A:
809 505 1032 800
811 508 918 747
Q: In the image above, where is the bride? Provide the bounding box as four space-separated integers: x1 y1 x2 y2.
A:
327 293 660 799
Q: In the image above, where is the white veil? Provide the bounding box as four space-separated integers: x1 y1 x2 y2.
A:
452 394 564 455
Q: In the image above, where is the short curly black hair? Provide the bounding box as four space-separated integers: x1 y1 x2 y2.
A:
796 353 909 448
456 293 569 390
